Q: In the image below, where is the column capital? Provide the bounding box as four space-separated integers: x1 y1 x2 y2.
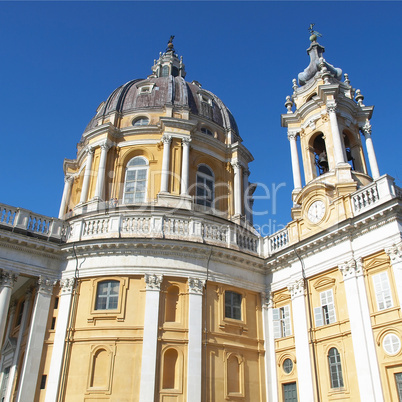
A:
64 175 74 184
231 161 242 170
287 130 299 141
60 278 75 294
385 242 402 264
360 120 372 137
182 137 192 146
86 146 95 155
243 168 250 177
326 101 337 114
0 270 18 288
37 277 56 296
261 290 273 309
188 278 205 295
100 142 111 151
144 274 163 290
288 278 305 299
339 258 363 279
162 134 172 145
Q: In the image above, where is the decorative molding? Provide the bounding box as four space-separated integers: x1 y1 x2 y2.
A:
60 278 75 294
0 270 18 288
339 258 363 279
188 277 205 295
144 273 163 290
288 278 304 299
37 277 56 295
385 242 402 265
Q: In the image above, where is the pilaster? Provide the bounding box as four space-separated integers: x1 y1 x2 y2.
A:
139 274 163 402
385 242 402 307
0 271 18 348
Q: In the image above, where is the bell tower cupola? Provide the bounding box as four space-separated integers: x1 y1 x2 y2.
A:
150 35 186 78
282 25 381 235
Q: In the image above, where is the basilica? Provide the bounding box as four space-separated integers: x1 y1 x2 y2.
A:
0 33 401 402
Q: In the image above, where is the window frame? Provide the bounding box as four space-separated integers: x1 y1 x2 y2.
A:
132 116 150 127
225 290 242 320
195 164 214 208
314 289 336 327
89 277 127 323
327 347 344 389
95 280 120 311
273 304 292 338
123 156 149 204
372 271 393 311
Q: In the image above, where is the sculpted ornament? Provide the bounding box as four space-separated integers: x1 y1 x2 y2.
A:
0 270 18 288
261 290 273 309
326 101 337 114
287 131 298 141
162 134 172 145
60 278 75 294
145 274 163 290
385 242 402 264
182 137 192 146
38 277 56 295
361 121 372 137
339 258 362 279
288 278 305 299
188 278 205 294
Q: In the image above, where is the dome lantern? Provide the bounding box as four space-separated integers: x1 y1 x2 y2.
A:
150 36 186 79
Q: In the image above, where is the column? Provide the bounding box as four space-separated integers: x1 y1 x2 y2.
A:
287 131 302 191
361 121 380 180
288 279 315 401
4 289 32 402
94 142 110 200
160 135 172 194
243 168 251 221
0 271 18 348
339 259 383 402
385 242 402 310
187 278 205 402
180 138 191 196
326 101 346 165
261 291 278 402
45 278 75 402
79 147 94 204
139 274 163 402
232 162 242 216
58 176 73 219
16 278 54 402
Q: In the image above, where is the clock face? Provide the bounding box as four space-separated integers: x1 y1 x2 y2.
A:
307 200 326 223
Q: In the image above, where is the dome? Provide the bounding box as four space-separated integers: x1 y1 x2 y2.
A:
83 41 239 138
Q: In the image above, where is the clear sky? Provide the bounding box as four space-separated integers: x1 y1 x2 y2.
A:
1 1 401 234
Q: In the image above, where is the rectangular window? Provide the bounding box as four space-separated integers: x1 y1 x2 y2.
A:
51 317 56 330
283 382 297 402
273 305 292 338
95 280 120 310
314 289 336 327
373 271 393 310
395 372 402 402
225 291 242 320
54 297 59 310
40 375 47 390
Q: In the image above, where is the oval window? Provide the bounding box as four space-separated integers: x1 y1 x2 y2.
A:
383 333 401 355
283 358 293 374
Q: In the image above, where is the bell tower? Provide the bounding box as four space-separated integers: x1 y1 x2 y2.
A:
282 27 381 238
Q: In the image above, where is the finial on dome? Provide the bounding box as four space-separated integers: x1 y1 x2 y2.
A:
308 23 322 43
167 35 175 52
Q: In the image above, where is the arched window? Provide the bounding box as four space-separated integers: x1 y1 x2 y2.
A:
123 156 149 204
196 165 214 207
165 286 180 322
343 133 355 170
162 349 178 389
227 355 240 393
95 280 120 310
132 117 149 126
313 134 328 176
201 127 213 136
161 65 169 77
328 348 344 388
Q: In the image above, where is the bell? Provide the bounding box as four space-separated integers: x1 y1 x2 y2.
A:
318 152 328 169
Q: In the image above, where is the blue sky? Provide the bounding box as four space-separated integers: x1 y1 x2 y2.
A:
1 1 401 233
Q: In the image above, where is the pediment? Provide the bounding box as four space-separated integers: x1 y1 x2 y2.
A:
365 255 390 271
313 277 336 290
1 337 17 355
273 293 291 304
